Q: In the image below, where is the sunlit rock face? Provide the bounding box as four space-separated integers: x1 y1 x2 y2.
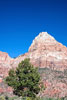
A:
0 32 67 98
29 32 57 52
0 51 14 78
27 32 67 71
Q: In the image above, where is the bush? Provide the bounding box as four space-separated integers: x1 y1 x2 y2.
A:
0 96 5 100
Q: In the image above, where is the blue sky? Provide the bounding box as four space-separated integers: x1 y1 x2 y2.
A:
0 0 67 58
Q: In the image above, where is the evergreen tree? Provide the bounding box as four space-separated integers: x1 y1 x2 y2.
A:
6 59 40 98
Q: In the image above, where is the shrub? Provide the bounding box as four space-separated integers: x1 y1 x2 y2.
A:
0 96 5 100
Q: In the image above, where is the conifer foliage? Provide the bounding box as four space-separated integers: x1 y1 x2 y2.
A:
6 59 40 98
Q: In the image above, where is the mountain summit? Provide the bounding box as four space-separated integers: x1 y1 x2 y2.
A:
29 32 57 52
31 32 56 42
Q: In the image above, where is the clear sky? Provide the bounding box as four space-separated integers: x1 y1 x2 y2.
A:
0 0 67 58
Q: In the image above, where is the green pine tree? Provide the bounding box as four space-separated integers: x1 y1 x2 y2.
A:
6 58 40 98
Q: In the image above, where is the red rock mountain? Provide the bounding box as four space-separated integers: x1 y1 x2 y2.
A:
13 32 67 71
0 32 67 98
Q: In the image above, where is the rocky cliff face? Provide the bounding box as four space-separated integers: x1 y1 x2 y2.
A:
0 32 67 98
0 51 14 78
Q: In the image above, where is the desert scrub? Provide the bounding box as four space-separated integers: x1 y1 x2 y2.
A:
0 96 5 100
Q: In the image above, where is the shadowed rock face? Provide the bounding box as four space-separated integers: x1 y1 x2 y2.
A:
0 32 67 98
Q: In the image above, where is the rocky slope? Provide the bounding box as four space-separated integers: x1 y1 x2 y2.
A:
0 32 67 98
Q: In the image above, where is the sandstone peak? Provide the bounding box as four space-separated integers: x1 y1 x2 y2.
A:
35 32 55 41
33 32 57 42
29 32 57 52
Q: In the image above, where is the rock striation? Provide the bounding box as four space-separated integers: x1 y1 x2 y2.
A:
0 32 67 98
